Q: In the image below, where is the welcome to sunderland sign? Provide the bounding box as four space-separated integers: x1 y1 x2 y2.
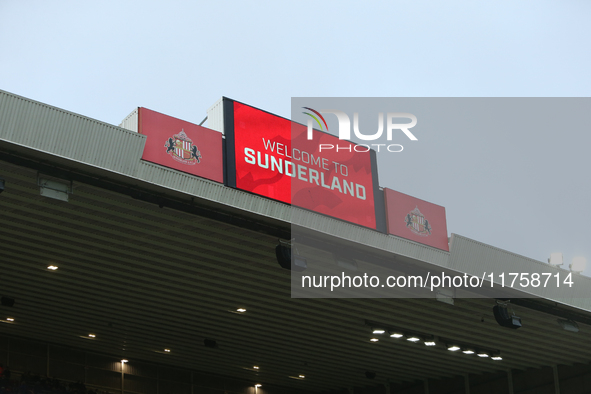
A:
133 98 450 252
222 98 380 230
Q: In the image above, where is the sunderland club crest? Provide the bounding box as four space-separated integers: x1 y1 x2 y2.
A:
164 130 201 165
405 206 432 236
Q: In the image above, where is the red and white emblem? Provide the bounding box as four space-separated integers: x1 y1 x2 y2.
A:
164 130 201 165
404 206 432 237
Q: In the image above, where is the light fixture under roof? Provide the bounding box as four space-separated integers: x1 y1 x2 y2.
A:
275 242 307 271
491 356 503 361
557 318 579 333
236 308 247 313
47 265 58 270
121 359 129 363
334 255 358 271
241 366 261 372
493 304 522 329
6 318 14 322
164 348 171 353
365 320 501 360
255 384 262 388
299 374 305 379
435 288 455 305
38 175 72 202
88 334 96 338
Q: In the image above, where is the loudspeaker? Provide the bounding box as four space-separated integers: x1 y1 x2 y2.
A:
0 297 14 307
275 244 307 272
493 305 521 329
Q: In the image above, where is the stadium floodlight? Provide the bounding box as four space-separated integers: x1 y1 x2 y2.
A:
491 354 503 361
372 328 386 334
275 242 307 272
557 319 579 333
477 352 489 358
406 336 421 343
462 348 475 355
447 345 461 351
493 304 522 329
548 253 563 266
389 331 404 338
570 256 587 273
423 335 436 346
38 175 72 202
335 255 358 271
435 288 455 305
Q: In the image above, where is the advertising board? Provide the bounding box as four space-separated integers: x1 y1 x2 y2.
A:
224 99 379 229
138 107 223 183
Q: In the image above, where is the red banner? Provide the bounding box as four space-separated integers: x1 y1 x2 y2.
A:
138 108 223 183
384 188 449 251
229 101 377 229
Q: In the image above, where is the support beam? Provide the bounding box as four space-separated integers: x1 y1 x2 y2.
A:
507 369 514 394
553 365 561 394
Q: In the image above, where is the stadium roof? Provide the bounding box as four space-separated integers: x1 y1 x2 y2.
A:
1 89 591 392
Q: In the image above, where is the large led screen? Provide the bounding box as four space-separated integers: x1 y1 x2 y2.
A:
224 99 378 229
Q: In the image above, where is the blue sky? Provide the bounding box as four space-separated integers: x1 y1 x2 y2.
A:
1 1 590 273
